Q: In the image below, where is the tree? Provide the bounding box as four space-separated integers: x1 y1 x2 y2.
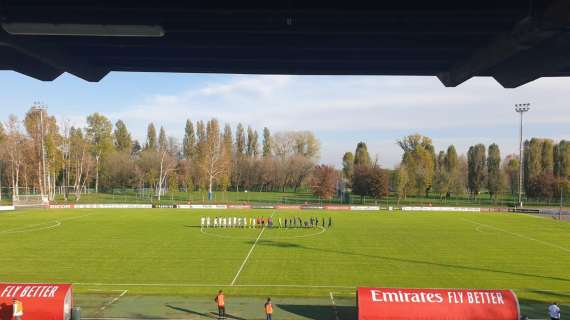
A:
69 127 92 201
487 143 502 200
195 121 207 190
351 165 388 203
262 127 271 157
182 119 195 160
310 165 338 200
2 115 24 200
368 166 389 200
86 113 114 193
204 119 228 198
353 142 371 167
233 123 246 191
503 154 519 196
467 144 486 196
342 152 354 183
113 120 132 153
397 134 436 197
158 126 168 151
145 123 157 150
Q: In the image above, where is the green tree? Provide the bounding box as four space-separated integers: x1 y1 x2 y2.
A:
235 123 246 156
86 112 114 193
342 152 354 183
145 123 157 150
397 134 436 197
113 120 132 153
503 155 520 196
158 126 168 151
182 119 195 160
354 142 371 167
262 127 271 157
467 144 486 196
487 143 502 200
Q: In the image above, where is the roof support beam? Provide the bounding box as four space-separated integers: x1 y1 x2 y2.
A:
0 30 109 81
437 0 570 88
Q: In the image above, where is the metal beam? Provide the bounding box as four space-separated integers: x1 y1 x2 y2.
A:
0 30 109 81
437 0 570 88
493 32 570 88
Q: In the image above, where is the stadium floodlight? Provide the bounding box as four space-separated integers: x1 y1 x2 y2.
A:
515 103 530 208
1 23 164 37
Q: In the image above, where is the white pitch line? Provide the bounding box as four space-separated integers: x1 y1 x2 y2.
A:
0 220 61 234
329 292 341 320
230 211 275 286
462 218 570 253
76 282 356 289
100 289 128 311
230 227 267 286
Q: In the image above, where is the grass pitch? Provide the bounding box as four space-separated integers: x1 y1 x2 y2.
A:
1 208 569 318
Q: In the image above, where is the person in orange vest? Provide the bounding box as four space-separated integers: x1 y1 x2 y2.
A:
214 290 225 319
264 297 273 320
12 298 23 320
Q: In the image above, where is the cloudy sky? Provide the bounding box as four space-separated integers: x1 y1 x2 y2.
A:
0 71 568 168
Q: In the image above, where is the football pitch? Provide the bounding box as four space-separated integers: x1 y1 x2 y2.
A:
1 208 569 319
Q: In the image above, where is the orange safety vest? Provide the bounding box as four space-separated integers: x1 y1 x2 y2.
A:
216 294 225 306
265 302 273 314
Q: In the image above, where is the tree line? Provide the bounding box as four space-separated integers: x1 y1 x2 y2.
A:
0 107 321 202
340 134 570 204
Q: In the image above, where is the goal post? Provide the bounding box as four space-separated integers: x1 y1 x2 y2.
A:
12 195 49 208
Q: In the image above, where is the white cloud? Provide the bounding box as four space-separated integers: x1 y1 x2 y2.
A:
41 74 570 168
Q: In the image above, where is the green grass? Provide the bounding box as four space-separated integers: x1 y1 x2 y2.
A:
1 208 569 318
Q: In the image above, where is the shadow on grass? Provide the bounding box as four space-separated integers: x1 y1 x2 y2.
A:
165 304 246 320
294 244 570 284
278 304 356 320
251 239 303 248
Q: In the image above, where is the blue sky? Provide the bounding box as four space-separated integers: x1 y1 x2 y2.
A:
1 71 568 168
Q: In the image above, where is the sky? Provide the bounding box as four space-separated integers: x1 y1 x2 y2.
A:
0 71 568 168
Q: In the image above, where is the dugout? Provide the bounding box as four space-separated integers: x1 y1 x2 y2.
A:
0 284 73 320
357 287 520 320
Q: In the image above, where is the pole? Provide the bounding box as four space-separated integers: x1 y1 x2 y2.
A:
515 103 530 208
518 110 523 208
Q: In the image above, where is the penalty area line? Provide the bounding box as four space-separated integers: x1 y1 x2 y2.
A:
461 218 570 253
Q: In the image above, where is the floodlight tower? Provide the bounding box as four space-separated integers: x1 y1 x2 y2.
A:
515 103 530 208
31 102 48 198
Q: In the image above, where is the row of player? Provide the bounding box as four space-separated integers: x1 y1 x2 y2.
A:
200 216 333 228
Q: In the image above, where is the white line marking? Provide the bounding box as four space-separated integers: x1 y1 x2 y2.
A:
329 292 340 320
462 218 570 253
0 213 90 235
0 220 61 234
229 211 276 286
75 282 356 289
100 289 128 311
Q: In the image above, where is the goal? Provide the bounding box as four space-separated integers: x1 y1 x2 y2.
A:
12 195 49 208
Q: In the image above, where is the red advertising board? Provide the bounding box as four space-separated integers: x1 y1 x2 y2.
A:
358 287 519 320
0 284 73 320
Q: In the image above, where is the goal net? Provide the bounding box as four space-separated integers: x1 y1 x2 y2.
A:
12 195 49 208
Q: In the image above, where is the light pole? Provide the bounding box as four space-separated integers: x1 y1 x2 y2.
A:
31 102 48 199
515 103 530 208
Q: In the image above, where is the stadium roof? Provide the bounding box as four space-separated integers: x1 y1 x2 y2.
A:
0 0 569 88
